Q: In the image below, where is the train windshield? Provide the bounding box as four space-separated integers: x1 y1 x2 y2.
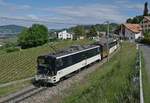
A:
37 56 56 76
38 58 49 68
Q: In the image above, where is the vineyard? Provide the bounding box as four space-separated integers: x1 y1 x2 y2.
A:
0 39 92 84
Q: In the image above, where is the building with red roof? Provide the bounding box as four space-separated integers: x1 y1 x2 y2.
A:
119 23 143 41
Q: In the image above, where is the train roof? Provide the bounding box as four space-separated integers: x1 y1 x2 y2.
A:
42 44 99 59
94 38 118 46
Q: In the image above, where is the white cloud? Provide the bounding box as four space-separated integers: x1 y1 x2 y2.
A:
0 0 147 28
27 14 39 20
46 4 127 23
125 4 143 10
115 0 129 4
115 0 144 11
0 3 128 27
16 5 31 10
0 0 31 11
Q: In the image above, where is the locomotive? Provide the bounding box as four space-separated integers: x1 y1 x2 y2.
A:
35 38 119 84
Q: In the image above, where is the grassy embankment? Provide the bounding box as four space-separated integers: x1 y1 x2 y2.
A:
0 39 93 84
62 42 139 103
141 52 150 103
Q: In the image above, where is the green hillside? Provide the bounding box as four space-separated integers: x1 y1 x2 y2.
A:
0 39 92 84
0 25 26 37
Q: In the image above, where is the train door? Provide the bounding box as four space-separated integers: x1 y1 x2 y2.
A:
81 51 87 67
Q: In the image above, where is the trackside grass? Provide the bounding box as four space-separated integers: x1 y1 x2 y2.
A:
0 39 93 84
62 42 139 103
141 52 150 103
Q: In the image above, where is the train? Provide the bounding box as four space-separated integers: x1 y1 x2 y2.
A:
35 38 119 84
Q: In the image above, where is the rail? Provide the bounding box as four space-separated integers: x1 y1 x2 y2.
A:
0 85 47 103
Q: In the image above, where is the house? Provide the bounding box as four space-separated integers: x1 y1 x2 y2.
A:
140 16 150 32
58 30 73 40
119 23 143 41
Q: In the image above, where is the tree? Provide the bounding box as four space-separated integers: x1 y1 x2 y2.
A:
144 2 149 16
73 25 85 39
126 18 133 23
144 31 150 38
126 16 144 24
87 26 97 37
18 24 48 49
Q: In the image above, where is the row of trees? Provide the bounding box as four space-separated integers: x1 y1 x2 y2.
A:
17 24 100 49
72 23 118 39
73 25 98 39
17 24 101 49
17 23 118 49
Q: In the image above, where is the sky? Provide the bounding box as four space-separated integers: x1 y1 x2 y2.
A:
0 0 149 29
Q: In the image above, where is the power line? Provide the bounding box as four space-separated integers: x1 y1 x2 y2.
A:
0 16 81 25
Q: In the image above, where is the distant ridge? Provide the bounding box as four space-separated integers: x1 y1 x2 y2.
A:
0 25 26 37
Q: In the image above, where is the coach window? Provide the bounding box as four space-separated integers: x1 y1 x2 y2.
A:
67 55 73 66
97 48 100 52
56 59 63 70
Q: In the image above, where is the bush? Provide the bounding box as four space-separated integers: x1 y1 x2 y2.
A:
144 31 150 38
18 24 48 49
141 38 150 44
141 31 150 44
5 47 20 53
4 42 17 48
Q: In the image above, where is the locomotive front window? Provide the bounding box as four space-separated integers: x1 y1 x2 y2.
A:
38 58 49 68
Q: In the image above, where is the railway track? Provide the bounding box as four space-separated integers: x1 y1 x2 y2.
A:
0 85 47 103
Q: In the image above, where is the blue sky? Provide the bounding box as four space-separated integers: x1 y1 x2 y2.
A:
0 0 149 28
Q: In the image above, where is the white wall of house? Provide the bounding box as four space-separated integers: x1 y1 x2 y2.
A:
135 32 142 39
58 30 73 40
125 29 142 41
119 28 142 41
125 29 135 40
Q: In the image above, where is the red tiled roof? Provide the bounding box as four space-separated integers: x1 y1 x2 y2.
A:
123 23 142 33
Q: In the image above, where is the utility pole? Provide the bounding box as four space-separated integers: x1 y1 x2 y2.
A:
106 21 109 62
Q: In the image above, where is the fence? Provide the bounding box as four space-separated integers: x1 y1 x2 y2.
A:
136 44 144 103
